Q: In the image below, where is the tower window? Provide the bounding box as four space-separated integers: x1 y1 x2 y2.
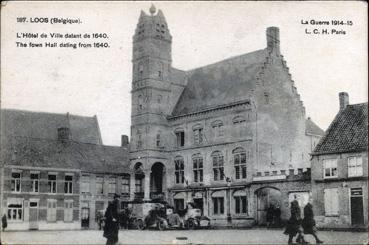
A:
156 133 161 147
158 62 164 80
264 92 270 104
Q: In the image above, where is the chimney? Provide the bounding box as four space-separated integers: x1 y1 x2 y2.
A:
339 92 349 110
57 127 71 142
121 135 129 147
266 27 280 55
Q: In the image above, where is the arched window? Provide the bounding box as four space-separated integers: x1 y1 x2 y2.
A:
138 62 143 80
232 116 246 125
233 147 247 179
136 129 142 149
233 190 248 214
174 156 184 184
212 151 224 181
138 95 143 111
211 120 224 138
192 153 203 183
156 132 161 148
158 62 164 80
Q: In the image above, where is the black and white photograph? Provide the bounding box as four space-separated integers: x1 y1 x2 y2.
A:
0 1 368 244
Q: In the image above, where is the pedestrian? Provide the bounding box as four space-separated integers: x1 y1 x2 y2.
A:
284 197 307 244
103 194 120 245
274 205 281 227
2 214 7 231
302 199 323 244
266 204 274 228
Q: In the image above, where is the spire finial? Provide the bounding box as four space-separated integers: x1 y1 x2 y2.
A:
149 4 156 15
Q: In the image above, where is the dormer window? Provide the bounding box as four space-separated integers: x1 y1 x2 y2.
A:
193 124 203 145
175 129 185 147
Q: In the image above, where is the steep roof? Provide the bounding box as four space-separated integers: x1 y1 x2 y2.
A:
0 109 102 145
305 118 325 136
171 49 268 116
312 103 368 155
1 136 129 173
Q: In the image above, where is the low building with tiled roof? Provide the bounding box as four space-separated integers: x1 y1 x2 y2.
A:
311 92 368 230
0 109 130 230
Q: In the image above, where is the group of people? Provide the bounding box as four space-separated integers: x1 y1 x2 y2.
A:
284 196 323 244
266 204 282 228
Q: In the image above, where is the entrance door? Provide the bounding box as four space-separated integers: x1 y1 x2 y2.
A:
193 198 204 215
81 208 90 228
29 201 39 230
351 188 364 226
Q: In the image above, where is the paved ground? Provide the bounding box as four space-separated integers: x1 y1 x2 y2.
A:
1 228 368 245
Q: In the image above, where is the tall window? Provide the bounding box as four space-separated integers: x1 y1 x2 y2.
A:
96 176 104 194
48 174 57 193
234 196 248 214
212 151 224 181
348 156 363 177
11 172 21 192
81 175 90 194
175 130 185 147
156 133 161 148
121 176 130 196
233 148 247 179
135 177 143 193
158 62 163 80
324 188 339 216
7 201 23 221
64 175 73 194
30 173 39 193
213 197 224 215
108 177 116 194
64 200 73 222
193 125 203 145
323 159 338 178
192 154 203 183
138 62 143 80
47 199 57 222
212 120 224 138
136 129 143 149
175 156 185 184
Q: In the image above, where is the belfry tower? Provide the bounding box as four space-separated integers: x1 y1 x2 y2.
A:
130 5 172 200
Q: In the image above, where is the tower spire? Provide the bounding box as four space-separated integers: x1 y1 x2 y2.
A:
149 4 156 15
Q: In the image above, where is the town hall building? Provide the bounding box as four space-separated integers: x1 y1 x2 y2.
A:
128 5 323 226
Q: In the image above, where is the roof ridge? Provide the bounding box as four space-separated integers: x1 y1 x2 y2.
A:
1 108 96 119
185 49 267 74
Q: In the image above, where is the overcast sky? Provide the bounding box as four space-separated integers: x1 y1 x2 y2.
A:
1 1 367 146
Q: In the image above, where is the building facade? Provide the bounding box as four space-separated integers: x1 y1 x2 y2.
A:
311 93 368 229
0 110 130 230
128 6 323 226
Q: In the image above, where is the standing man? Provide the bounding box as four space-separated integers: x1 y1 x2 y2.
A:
2 213 7 231
302 198 323 244
103 194 120 245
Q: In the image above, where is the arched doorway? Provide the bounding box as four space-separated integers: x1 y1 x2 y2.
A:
134 162 144 200
150 162 166 201
255 187 282 226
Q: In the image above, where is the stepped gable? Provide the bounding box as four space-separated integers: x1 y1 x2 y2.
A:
0 109 102 145
305 117 325 136
313 103 368 155
0 136 129 173
171 49 268 116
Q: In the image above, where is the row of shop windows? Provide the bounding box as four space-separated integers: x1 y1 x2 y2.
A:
7 199 74 222
174 147 249 184
323 156 363 179
174 196 248 215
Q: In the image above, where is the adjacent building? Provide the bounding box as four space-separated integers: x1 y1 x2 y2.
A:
311 93 368 229
0 109 130 230
128 6 324 226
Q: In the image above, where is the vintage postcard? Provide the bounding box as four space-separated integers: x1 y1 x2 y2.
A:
0 1 368 244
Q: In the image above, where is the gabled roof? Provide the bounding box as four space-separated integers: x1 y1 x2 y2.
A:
1 136 129 173
312 103 368 155
0 109 102 145
305 118 324 136
171 49 268 116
